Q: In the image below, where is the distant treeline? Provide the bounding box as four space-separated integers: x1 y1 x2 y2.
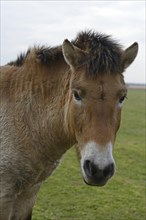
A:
126 83 146 89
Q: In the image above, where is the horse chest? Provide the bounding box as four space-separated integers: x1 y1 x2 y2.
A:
34 159 60 183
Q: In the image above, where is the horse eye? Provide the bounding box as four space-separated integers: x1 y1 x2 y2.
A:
73 91 82 101
119 95 126 103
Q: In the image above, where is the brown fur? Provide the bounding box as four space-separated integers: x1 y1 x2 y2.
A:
0 30 138 219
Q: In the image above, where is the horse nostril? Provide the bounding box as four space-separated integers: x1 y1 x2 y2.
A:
103 163 114 178
83 160 97 177
83 160 115 183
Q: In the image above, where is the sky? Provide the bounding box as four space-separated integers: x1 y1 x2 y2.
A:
1 0 145 84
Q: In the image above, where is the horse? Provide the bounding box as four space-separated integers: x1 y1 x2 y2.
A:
0 30 138 220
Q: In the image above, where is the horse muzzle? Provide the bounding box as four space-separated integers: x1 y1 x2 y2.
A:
80 141 116 186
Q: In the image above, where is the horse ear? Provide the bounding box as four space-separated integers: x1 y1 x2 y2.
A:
62 39 88 69
121 42 138 70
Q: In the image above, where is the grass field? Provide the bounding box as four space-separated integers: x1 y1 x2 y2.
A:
33 89 145 220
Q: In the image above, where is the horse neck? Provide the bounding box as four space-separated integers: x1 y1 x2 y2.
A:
23 60 76 155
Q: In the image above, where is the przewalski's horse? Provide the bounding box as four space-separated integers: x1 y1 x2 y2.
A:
0 30 138 219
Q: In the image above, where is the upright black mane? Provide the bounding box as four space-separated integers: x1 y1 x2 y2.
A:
8 30 122 75
8 49 31 66
7 46 62 67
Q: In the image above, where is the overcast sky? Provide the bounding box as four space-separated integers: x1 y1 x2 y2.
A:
1 0 145 84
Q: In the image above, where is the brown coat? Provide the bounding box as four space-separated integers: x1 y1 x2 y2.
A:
0 30 138 219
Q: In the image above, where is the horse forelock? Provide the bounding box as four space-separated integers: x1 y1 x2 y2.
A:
73 30 123 77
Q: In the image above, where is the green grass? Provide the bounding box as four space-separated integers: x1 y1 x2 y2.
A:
33 89 145 220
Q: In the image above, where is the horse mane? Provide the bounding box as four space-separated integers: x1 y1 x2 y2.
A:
8 30 122 76
7 46 62 67
8 49 31 67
